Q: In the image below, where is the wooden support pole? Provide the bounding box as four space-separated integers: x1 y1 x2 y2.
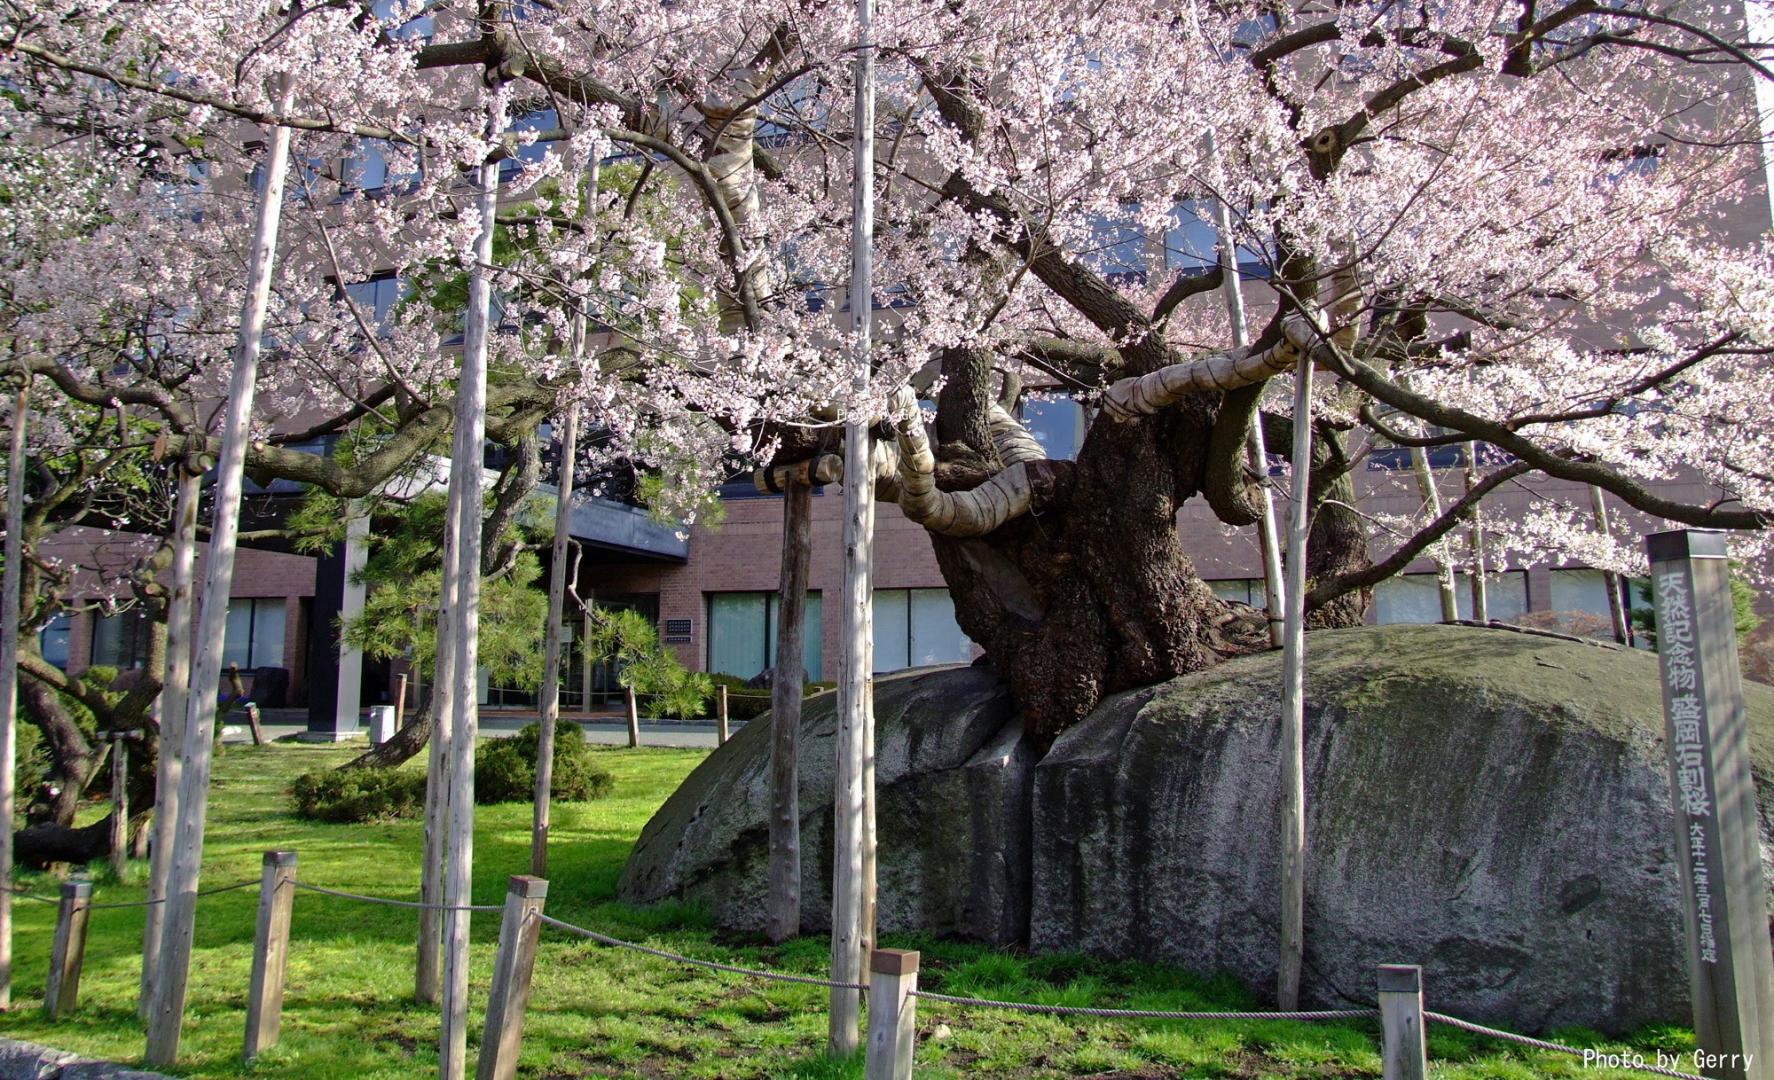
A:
439 90 504 1080
864 949 918 1080
1594 487 1630 644
0 378 27 1012
243 850 297 1063
146 83 294 1068
1276 354 1314 1011
1378 964 1428 1080
625 686 640 748
832 0 876 1048
768 479 812 943
44 881 93 1020
394 673 408 730
143 459 200 1018
1206 136 1284 648
1464 442 1489 623
1409 446 1460 622
475 876 548 1080
716 685 730 746
533 403 580 879
417 470 463 1008
109 734 128 879
1648 531 1774 1080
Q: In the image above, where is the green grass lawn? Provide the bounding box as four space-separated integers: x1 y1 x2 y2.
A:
0 743 1699 1078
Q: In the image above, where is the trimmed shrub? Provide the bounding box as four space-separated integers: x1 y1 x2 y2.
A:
474 722 613 805
292 767 426 823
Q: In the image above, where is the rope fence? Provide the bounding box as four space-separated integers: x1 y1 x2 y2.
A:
290 881 502 912
907 991 1376 1022
18 854 1732 1080
4 877 257 909
535 912 866 990
1425 1012 1709 1080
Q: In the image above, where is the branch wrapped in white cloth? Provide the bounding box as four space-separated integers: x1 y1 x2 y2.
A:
987 404 1047 465
1098 312 1324 422
886 387 1040 537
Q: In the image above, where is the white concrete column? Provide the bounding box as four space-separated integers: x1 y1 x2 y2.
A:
334 507 370 735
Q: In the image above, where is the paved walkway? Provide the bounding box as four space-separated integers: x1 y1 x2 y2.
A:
226 714 737 749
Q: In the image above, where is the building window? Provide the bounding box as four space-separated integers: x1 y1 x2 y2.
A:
1084 205 1149 284
372 0 435 41
706 592 824 683
1165 199 1269 276
1209 579 1265 606
343 139 391 192
1538 568 1632 639
873 588 972 672
343 274 404 334
92 610 153 670
1020 395 1084 461
40 613 72 670
1373 571 1529 625
501 109 559 182
224 598 287 671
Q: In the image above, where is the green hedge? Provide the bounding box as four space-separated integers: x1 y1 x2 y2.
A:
475 722 613 804
293 723 613 823
291 767 426 823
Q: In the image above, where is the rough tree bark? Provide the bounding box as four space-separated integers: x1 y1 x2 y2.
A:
766 479 811 943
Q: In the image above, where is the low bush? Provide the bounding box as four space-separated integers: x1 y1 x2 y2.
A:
474 722 613 804
291 767 426 823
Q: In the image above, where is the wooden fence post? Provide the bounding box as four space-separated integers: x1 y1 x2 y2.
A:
475 875 548 1080
243 850 297 1062
717 685 729 745
864 949 918 1080
109 734 128 878
44 880 93 1019
625 687 640 748
1378 964 1428 1080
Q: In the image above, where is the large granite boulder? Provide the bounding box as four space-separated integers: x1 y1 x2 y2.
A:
619 624 1774 1032
618 664 1035 942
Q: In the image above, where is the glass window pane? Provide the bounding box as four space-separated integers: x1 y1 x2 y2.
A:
708 593 768 681
40 613 72 670
1373 574 1444 624
1550 568 1612 618
223 603 254 670
766 591 823 683
1209 579 1259 605
909 588 972 666
1021 397 1083 461
93 612 148 669
251 599 286 669
872 589 910 673
1465 571 1528 621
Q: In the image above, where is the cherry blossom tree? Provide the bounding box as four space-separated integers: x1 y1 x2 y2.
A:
3 0 1772 974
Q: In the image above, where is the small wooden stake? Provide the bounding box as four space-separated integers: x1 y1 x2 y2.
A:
45 880 93 1019
625 686 640 748
109 734 128 878
716 685 730 745
864 949 918 1080
1378 965 1428 1080
476 876 548 1080
243 850 297 1062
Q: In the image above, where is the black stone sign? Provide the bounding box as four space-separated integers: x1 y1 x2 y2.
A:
1648 529 1773 1080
